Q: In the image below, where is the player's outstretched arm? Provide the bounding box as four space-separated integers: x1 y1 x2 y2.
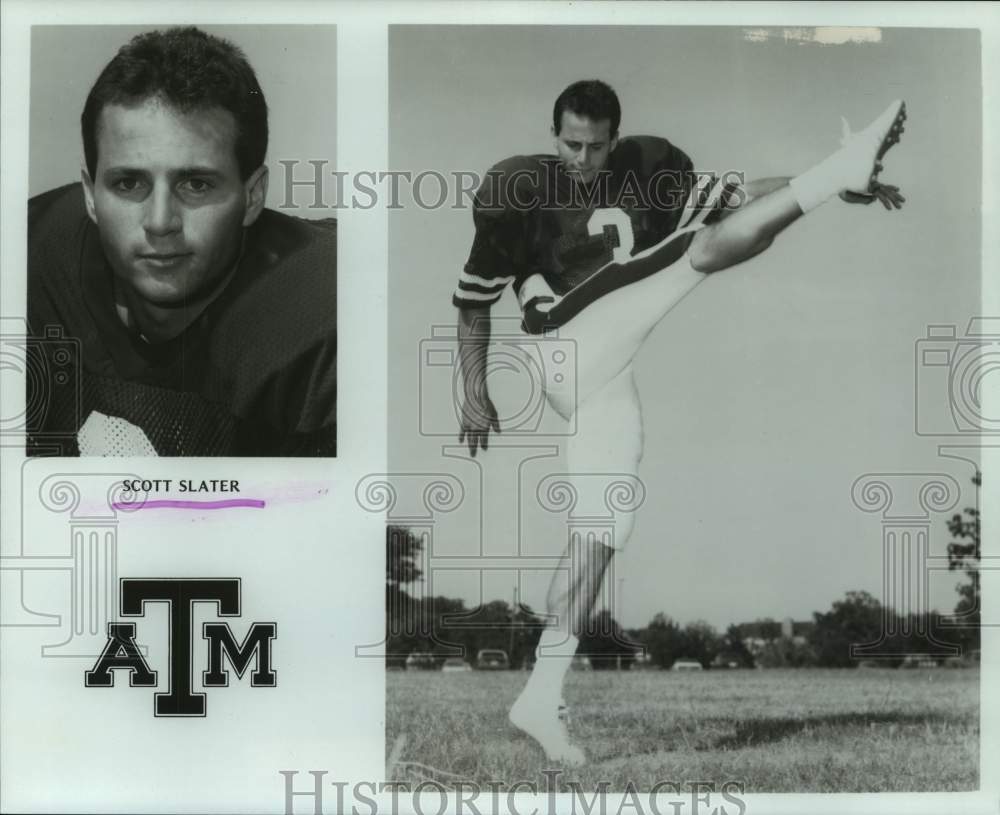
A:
457 305 500 456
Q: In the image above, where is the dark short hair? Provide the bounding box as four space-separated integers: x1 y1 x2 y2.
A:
81 27 268 181
552 80 621 137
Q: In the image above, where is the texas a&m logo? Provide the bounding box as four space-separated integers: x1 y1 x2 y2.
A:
85 578 276 717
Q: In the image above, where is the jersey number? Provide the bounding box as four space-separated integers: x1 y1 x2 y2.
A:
587 208 635 264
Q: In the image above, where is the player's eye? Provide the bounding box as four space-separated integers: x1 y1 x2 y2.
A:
110 177 145 195
180 178 214 195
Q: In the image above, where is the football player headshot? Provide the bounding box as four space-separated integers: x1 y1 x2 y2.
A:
26 26 337 456
453 79 906 765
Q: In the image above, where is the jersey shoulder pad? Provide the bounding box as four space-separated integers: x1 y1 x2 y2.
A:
473 154 553 215
28 183 90 273
614 136 693 179
209 210 337 434
27 183 97 341
29 182 87 226
216 209 336 355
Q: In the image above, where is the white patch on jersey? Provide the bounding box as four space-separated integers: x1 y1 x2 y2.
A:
517 274 559 312
588 208 635 264
78 411 158 457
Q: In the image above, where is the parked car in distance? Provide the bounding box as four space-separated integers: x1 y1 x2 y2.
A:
441 657 472 673
476 649 510 670
671 659 704 671
405 651 439 670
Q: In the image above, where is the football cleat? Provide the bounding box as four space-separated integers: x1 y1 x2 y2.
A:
838 100 906 194
510 693 586 767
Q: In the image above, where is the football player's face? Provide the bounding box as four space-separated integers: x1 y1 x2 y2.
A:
553 112 618 185
82 98 266 308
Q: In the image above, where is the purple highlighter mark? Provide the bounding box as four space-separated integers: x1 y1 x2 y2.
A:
112 498 266 511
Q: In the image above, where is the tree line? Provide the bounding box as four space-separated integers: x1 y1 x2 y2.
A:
385 473 981 669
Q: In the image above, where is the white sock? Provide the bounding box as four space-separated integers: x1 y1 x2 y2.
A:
522 629 578 708
791 101 904 214
789 150 847 214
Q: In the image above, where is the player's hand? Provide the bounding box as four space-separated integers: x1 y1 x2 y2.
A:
458 388 500 457
839 178 906 210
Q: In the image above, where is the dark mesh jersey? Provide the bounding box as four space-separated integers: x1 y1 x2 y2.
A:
26 184 337 457
454 136 731 310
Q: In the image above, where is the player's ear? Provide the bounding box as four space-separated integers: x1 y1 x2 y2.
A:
610 133 619 153
242 165 268 227
81 168 98 225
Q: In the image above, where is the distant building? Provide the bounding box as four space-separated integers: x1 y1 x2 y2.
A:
735 618 815 658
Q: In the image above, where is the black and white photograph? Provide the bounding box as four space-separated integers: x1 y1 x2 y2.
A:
385 22 989 797
0 3 996 815
25 24 337 457
2 11 363 814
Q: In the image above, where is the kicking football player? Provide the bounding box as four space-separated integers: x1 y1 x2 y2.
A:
28 27 337 456
453 80 904 765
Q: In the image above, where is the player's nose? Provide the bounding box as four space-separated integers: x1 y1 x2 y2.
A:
142 185 182 237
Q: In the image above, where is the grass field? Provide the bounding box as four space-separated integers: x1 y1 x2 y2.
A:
386 667 979 792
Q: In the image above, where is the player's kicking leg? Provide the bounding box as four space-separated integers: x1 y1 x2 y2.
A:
534 99 906 415
509 100 906 766
510 365 642 766
691 99 906 271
